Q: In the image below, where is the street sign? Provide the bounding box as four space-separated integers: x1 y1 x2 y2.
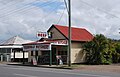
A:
32 57 37 65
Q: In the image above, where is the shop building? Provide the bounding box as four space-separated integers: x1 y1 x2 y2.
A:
23 24 94 65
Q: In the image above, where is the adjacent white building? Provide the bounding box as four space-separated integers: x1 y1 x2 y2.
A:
0 36 32 62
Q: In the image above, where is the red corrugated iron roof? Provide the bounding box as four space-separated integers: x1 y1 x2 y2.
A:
51 24 94 41
23 40 67 45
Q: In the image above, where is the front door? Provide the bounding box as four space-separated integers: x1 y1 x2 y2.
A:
52 47 56 64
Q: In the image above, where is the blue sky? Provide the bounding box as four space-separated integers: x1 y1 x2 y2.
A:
0 0 120 42
30 1 64 12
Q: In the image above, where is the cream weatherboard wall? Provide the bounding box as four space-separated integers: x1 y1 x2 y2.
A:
49 27 86 63
71 42 86 63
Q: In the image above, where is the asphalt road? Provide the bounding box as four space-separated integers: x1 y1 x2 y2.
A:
0 64 120 77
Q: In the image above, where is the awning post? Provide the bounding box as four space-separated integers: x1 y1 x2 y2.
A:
13 50 15 62
23 51 25 64
49 50 52 66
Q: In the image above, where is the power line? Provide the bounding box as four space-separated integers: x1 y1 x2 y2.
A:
0 0 37 13
0 1 54 17
28 1 62 27
80 0 120 19
32 1 62 29
79 0 120 37
0 0 64 28
56 8 66 24
7 0 63 31
0 0 16 10
14 1 59 17
0 1 37 18
0 0 63 35
0 0 65 41
0 0 57 18
0 0 45 11
63 0 69 13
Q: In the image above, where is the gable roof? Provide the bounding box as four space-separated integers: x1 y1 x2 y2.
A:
0 35 33 45
48 24 94 41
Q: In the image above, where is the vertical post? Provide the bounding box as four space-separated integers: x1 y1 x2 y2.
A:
0 48 3 62
23 51 25 64
6 54 9 62
68 0 71 66
6 48 7 61
13 50 15 62
1 55 3 62
49 44 52 66
50 50 52 66
10 48 12 62
56 48 58 66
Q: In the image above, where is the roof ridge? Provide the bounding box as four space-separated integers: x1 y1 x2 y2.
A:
53 24 86 30
13 36 17 44
0 35 32 45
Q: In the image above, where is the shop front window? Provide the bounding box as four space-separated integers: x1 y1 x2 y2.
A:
58 51 67 55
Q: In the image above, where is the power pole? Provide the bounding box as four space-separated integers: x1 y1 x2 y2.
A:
68 0 71 67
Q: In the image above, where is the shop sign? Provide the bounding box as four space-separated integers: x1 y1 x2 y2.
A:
36 44 51 51
23 44 51 51
37 32 48 38
32 57 37 65
52 40 68 45
23 45 36 51
37 31 52 38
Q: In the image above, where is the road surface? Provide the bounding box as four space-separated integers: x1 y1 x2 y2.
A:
0 64 119 77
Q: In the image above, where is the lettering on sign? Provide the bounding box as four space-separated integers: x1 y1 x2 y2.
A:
52 40 68 45
37 32 47 38
36 44 51 50
23 45 36 51
23 44 51 51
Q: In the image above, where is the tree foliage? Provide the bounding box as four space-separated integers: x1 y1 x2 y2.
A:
83 34 120 64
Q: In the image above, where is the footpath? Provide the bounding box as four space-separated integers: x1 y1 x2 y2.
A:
7 62 72 69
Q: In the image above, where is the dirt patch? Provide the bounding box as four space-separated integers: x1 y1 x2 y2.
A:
75 64 120 73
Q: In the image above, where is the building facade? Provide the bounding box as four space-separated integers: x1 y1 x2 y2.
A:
23 24 94 64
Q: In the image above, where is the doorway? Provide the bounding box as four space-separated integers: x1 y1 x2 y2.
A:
52 47 57 64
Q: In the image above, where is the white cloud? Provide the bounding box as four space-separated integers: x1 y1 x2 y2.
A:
0 0 120 41
71 0 120 39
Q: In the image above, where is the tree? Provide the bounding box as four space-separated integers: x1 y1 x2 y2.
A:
83 34 112 64
112 42 120 63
